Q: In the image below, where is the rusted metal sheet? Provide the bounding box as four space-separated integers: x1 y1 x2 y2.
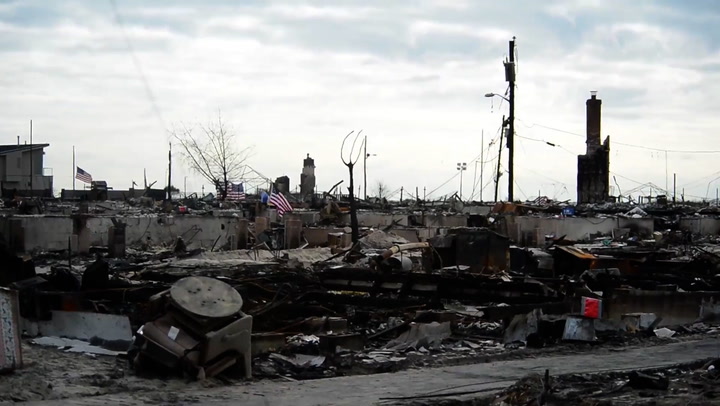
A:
0 287 22 371
555 246 596 260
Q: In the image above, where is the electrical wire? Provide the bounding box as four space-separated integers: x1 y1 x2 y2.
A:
426 172 460 198
517 119 720 154
427 122 504 200
108 0 165 128
467 124 504 199
514 179 527 200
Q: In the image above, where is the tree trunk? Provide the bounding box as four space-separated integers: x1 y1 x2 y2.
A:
347 164 360 243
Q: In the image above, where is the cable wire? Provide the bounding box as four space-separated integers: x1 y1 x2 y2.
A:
109 0 165 127
517 119 720 154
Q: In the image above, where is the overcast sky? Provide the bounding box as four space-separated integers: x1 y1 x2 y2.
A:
1 0 719 202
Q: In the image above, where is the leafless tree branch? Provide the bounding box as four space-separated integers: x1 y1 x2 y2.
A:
171 113 252 200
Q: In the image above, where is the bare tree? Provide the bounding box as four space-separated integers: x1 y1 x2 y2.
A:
341 130 364 244
374 181 389 200
172 113 251 200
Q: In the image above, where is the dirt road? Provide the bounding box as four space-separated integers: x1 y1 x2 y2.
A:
21 337 719 406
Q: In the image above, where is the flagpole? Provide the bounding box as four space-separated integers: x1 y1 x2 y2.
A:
72 146 76 192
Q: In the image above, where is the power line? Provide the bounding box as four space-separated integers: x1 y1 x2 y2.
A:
108 0 165 128
467 123 504 197
426 172 460 199
514 179 527 200
468 174 496 201
517 119 720 154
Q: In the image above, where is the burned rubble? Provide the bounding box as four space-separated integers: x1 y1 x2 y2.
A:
1 186 720 404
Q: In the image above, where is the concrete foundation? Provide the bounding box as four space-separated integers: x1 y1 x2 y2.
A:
679 218 720 235
255 216 269 237
107 225 126 258
1 215 245 252
236 219 249 249
284 217 303 249
505 217 655 246
606 289 720 326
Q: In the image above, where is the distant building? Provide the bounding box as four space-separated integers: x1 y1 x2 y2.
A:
577 91 610 204
0 143 53 197
300 153 316 196
275 175 290 194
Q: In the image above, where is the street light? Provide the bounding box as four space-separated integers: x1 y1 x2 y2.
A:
363 134 377 200
485 92 509 102
457 162 467 200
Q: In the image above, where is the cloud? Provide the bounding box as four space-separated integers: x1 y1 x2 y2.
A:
264 4 378 21
0 0 719 202
408 20 511 46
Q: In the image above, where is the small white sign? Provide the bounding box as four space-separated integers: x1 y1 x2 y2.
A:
168 326 180 341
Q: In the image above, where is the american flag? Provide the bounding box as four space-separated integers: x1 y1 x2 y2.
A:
269 187 293 217
216 182 245 201
225 182 245 201
75 167 92 183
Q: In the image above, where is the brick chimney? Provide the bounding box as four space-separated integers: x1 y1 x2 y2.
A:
586 90 601 154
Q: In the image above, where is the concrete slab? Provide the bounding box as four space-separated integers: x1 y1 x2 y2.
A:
28 311 132 345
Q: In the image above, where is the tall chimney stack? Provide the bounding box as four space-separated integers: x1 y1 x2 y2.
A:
586 90 601 154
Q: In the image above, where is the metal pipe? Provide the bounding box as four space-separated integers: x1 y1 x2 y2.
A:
381 242 430 259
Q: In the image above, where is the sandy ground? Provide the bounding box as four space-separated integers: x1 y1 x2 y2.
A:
0 342 226 404
9 336 720 406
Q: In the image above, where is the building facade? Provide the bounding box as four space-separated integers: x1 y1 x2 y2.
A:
0 144 53 197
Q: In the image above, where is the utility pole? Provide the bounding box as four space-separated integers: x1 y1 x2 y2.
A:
29 119 33 193
416 186 419 204
506 37 516 202
400 186 404 202
423 187 426 201
494 116 506 202
167 143 172 201
673 173 677 205
480 129 484 202
363 135 367 200
72 146 76 192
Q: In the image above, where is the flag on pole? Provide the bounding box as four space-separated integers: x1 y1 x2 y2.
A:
225 182 246 201
75 167 92 183
269 187 293 217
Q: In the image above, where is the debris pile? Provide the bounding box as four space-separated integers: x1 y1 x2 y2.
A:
131 276 252 379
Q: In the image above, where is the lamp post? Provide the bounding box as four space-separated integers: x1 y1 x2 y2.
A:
457 162 467 200
484 92 509 102
363 134 377 200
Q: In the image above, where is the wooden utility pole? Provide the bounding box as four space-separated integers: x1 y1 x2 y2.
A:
494 115 506 202
29 120 33 193
167 143 172 201
363 135 367 200
480 129 484 202
506 37 516 202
